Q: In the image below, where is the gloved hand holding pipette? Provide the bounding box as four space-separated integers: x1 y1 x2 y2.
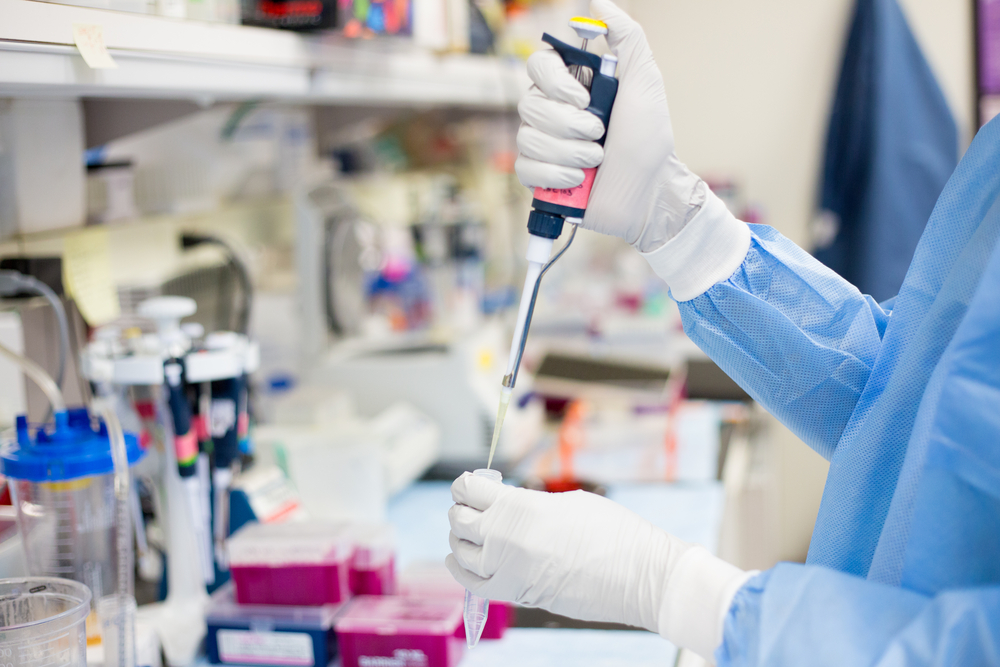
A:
517 0 704 251
517 0 749 301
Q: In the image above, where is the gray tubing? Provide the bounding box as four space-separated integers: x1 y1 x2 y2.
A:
0 270 70 391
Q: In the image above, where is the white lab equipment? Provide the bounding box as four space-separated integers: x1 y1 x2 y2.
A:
314 324 543 468
254 421 387 522
0 577 91 667
80 296 260 667
254 401 440 522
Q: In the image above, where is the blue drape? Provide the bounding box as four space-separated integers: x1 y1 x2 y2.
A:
814 0 957 302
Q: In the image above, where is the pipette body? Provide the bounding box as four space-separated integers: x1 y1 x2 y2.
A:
164 360 215 584
486 25 619 468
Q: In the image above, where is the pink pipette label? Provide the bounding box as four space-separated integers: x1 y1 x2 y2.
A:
532 167 597 212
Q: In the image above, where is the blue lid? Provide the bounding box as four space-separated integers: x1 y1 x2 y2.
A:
0 407 145 482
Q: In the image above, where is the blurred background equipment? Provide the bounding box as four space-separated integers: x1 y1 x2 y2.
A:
0 0 983 664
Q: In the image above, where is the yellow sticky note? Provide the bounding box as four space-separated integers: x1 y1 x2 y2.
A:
72 24 118 70
63 228 121 326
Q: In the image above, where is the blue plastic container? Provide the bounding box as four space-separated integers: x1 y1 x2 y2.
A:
1 408 143 606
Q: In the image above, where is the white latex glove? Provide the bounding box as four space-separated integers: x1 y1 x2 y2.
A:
515 0 753 302
445 472 754 660
515 0 704 252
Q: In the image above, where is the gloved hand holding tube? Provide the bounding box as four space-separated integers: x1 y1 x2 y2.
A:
446 473 753 659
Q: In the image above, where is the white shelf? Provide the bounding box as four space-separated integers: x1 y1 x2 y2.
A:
0 0 529 106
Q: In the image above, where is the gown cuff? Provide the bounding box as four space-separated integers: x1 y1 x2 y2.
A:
639 191 752 302
658 546 757 660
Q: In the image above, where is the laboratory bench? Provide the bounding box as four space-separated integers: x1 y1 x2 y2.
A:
193 628 678 667
179 480 722 667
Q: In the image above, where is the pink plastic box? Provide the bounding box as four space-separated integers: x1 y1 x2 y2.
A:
349 524 396 596
227 521 354 606
335 596 464 667
399 564 512 641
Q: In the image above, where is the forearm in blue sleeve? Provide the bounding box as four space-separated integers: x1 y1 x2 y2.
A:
678 225 889 459
716 564 1000 667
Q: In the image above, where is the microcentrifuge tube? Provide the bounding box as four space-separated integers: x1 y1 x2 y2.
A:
464 589 489 649
463 468 503 648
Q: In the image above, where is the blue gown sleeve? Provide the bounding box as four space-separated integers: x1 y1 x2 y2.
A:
715 564 1000 666
677 224 890 460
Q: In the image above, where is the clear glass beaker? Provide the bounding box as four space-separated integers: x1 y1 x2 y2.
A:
0 577 91 667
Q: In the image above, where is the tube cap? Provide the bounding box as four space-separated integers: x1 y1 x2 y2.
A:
1 407 144 482
527 210 565 240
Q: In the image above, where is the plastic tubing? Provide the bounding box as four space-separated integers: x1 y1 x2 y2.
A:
99 404 133 597
0 271 70 389
0 340 65 414
98 404 137 667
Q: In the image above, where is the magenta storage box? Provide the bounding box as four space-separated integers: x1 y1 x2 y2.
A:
227 521 354 606
334 596 464 667
349 524 396 596
399 564 512 641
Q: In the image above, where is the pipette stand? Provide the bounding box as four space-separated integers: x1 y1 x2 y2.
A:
80 297 259 667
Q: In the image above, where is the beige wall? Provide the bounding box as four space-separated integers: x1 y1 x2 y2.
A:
623 0 974 247
620 0 974 562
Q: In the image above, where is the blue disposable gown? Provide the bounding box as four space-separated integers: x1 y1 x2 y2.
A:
677 117 1000 665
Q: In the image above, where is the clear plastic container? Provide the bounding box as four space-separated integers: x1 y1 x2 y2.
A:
348 524 396 596
97 595 136 667
10 475 117 601
0 577 91 667
334 596 464 667
1 409 144 629
227 521 354 606
205 584 344 666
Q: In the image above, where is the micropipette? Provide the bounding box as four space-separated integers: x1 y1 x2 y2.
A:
164 360 215 584
485 17 620 470
469 16 620 651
